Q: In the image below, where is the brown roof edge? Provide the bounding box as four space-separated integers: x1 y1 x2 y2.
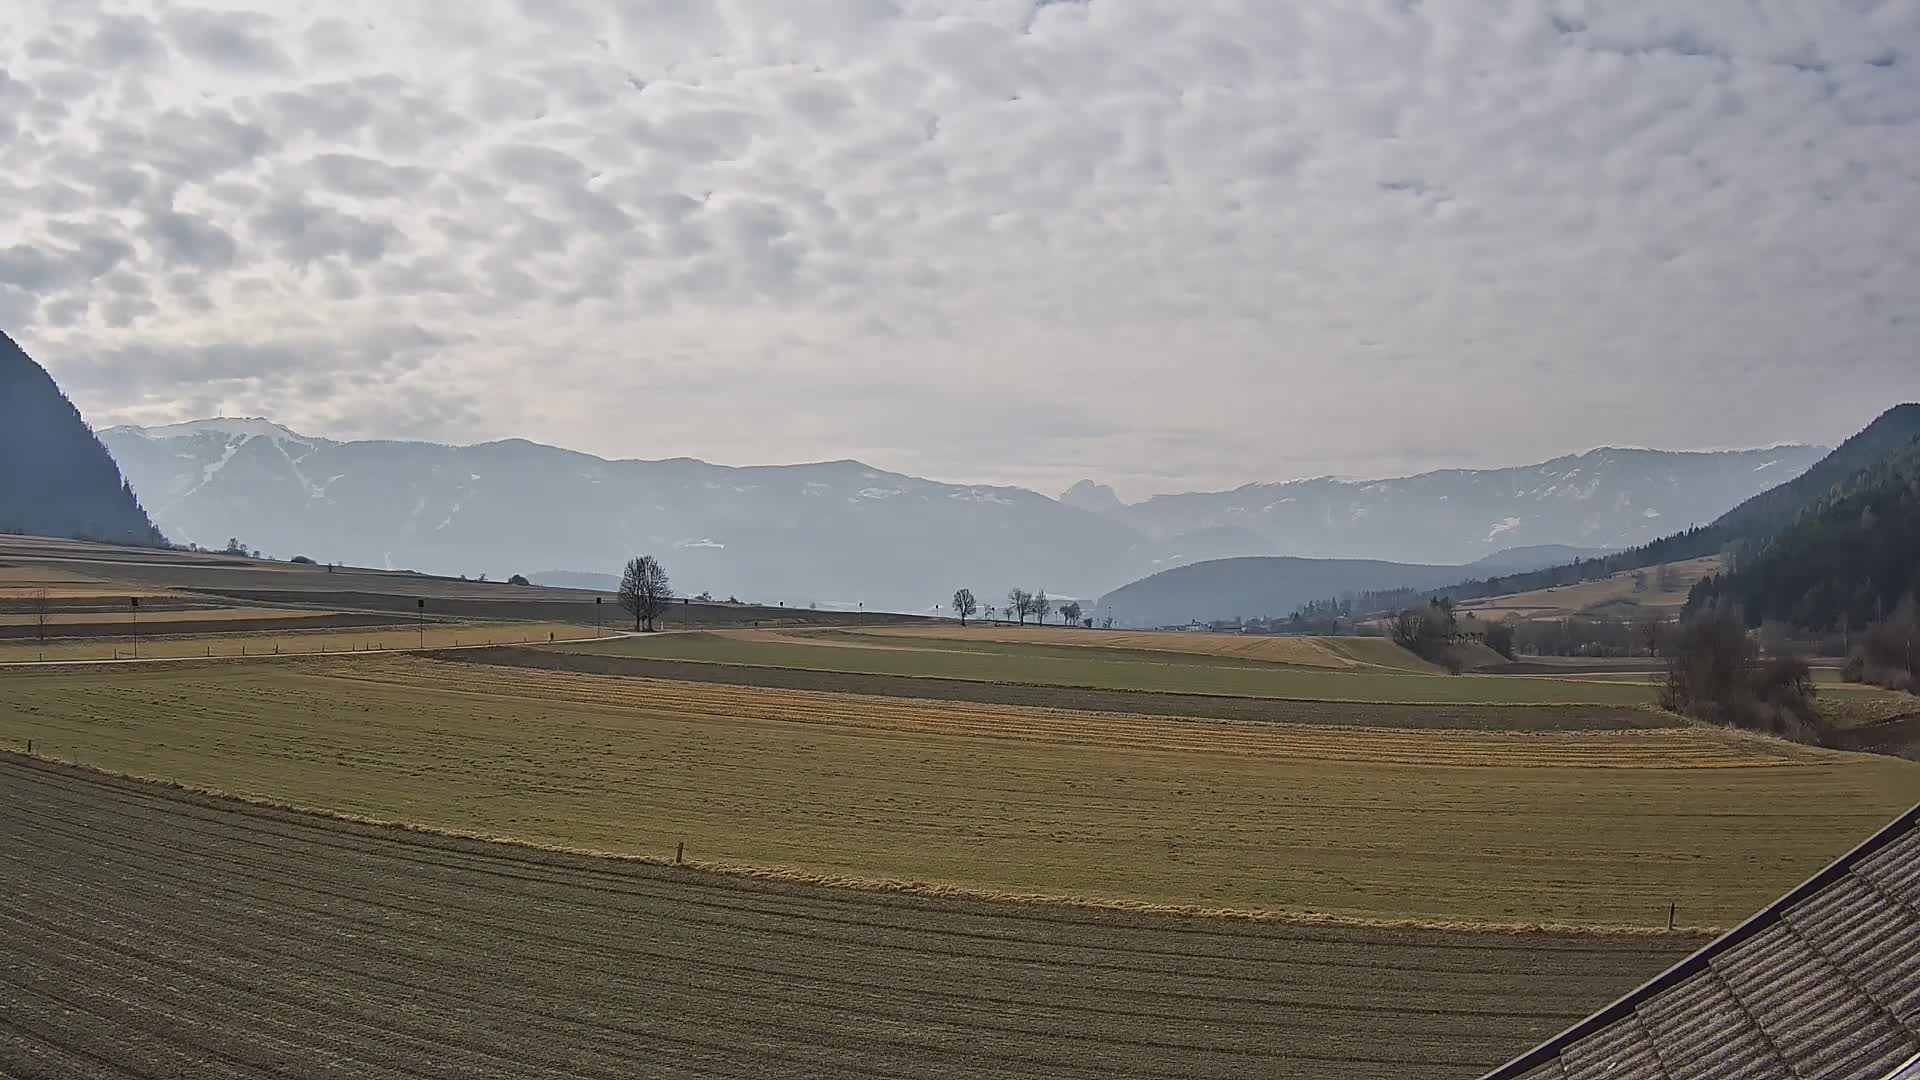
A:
1480 802 1920 1080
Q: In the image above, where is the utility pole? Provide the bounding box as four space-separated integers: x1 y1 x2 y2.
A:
595 596 603 638
417 597 426 649
130 597 139 658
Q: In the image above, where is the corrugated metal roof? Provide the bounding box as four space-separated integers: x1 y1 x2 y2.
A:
1486 805 1920 1080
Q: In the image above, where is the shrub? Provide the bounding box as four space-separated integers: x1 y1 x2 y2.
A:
507 574 531 586
1484 620 1516 661
1661 608 1824 742
290 555 315 565
1390 600 1464 673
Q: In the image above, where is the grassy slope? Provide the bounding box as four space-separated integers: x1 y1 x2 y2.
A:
1458 556 1723 621
4 656 1912 927
548 631 1659 705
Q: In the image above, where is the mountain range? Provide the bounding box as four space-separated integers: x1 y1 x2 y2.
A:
0 331 163 547
97 413 1825 612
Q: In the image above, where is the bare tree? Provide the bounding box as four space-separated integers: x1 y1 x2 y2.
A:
952 588 978 626
1656 562 1681 593
1634 613 1671 657
618 555 673 631
1008 588 1031 626
1032 589 1052 626
1060 600 1083 626
31 587 51 645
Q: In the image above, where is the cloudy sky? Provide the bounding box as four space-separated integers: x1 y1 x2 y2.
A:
4 1 1918 497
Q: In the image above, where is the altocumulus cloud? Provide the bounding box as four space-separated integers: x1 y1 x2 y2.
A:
3 0 1919 496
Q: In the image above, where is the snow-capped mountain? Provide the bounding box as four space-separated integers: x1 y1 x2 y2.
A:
99 419 1142 608
1108 446 1829 563
99 419 1826 610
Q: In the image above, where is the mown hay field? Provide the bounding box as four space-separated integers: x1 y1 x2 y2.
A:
0 757 1703 1080
447 646 1679 731
4 656 1912 927
0 605 327 627
855 625 1444 671
548 630 1660 705
0 621 594 662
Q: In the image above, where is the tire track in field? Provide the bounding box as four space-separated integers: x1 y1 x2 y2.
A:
0 757 1695 1080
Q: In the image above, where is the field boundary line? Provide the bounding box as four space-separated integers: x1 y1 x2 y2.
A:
0 751 1724 937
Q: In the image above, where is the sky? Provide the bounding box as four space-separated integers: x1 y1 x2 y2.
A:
3 1 1919 499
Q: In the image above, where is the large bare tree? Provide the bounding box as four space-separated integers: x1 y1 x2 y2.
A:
951 588 978 627
618 555 673 632
31 587 51 645
1007 588 1031 626
1031 589 1052 626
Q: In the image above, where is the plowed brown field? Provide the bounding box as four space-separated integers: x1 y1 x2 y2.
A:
0 755 1699 1079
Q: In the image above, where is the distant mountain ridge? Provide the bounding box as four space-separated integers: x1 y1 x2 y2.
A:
1422 403 1920 609
1105 445 1827 563
101 417 1826 611
0 332 164 547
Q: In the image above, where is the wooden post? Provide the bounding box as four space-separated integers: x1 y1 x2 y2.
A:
1668 902 1676 930
675 842 684 865
25 739 30 755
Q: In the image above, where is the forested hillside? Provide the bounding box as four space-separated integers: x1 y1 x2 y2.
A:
1686 436 1920 629
0 332 165 547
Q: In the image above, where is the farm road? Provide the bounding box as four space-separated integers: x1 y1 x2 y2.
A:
0 756 1695 1079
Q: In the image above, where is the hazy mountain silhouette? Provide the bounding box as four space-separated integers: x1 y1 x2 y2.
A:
0 332 164 547
102 418 1824 611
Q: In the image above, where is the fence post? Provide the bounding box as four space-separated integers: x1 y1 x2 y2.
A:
676 842 684 865
1668 902 1676 930
25 739 30 755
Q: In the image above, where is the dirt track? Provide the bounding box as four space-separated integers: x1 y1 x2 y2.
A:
0 755 1697 1079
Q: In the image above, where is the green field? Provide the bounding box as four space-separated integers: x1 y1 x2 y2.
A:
4 655 1911 928
546 630 1661 705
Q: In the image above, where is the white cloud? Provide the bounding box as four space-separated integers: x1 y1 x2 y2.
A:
3 0 1918 497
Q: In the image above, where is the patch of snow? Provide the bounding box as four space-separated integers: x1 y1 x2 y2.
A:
183 434 252 496
136 417 300 442
312 473 347 499
1485 516 1523 541
1643 508 1662 518
267 437 323 498
1753 460 1780 472
469 473 482 482
951 490 1012 505
675 538 725 550
435 503 462 531
858 487 905 500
